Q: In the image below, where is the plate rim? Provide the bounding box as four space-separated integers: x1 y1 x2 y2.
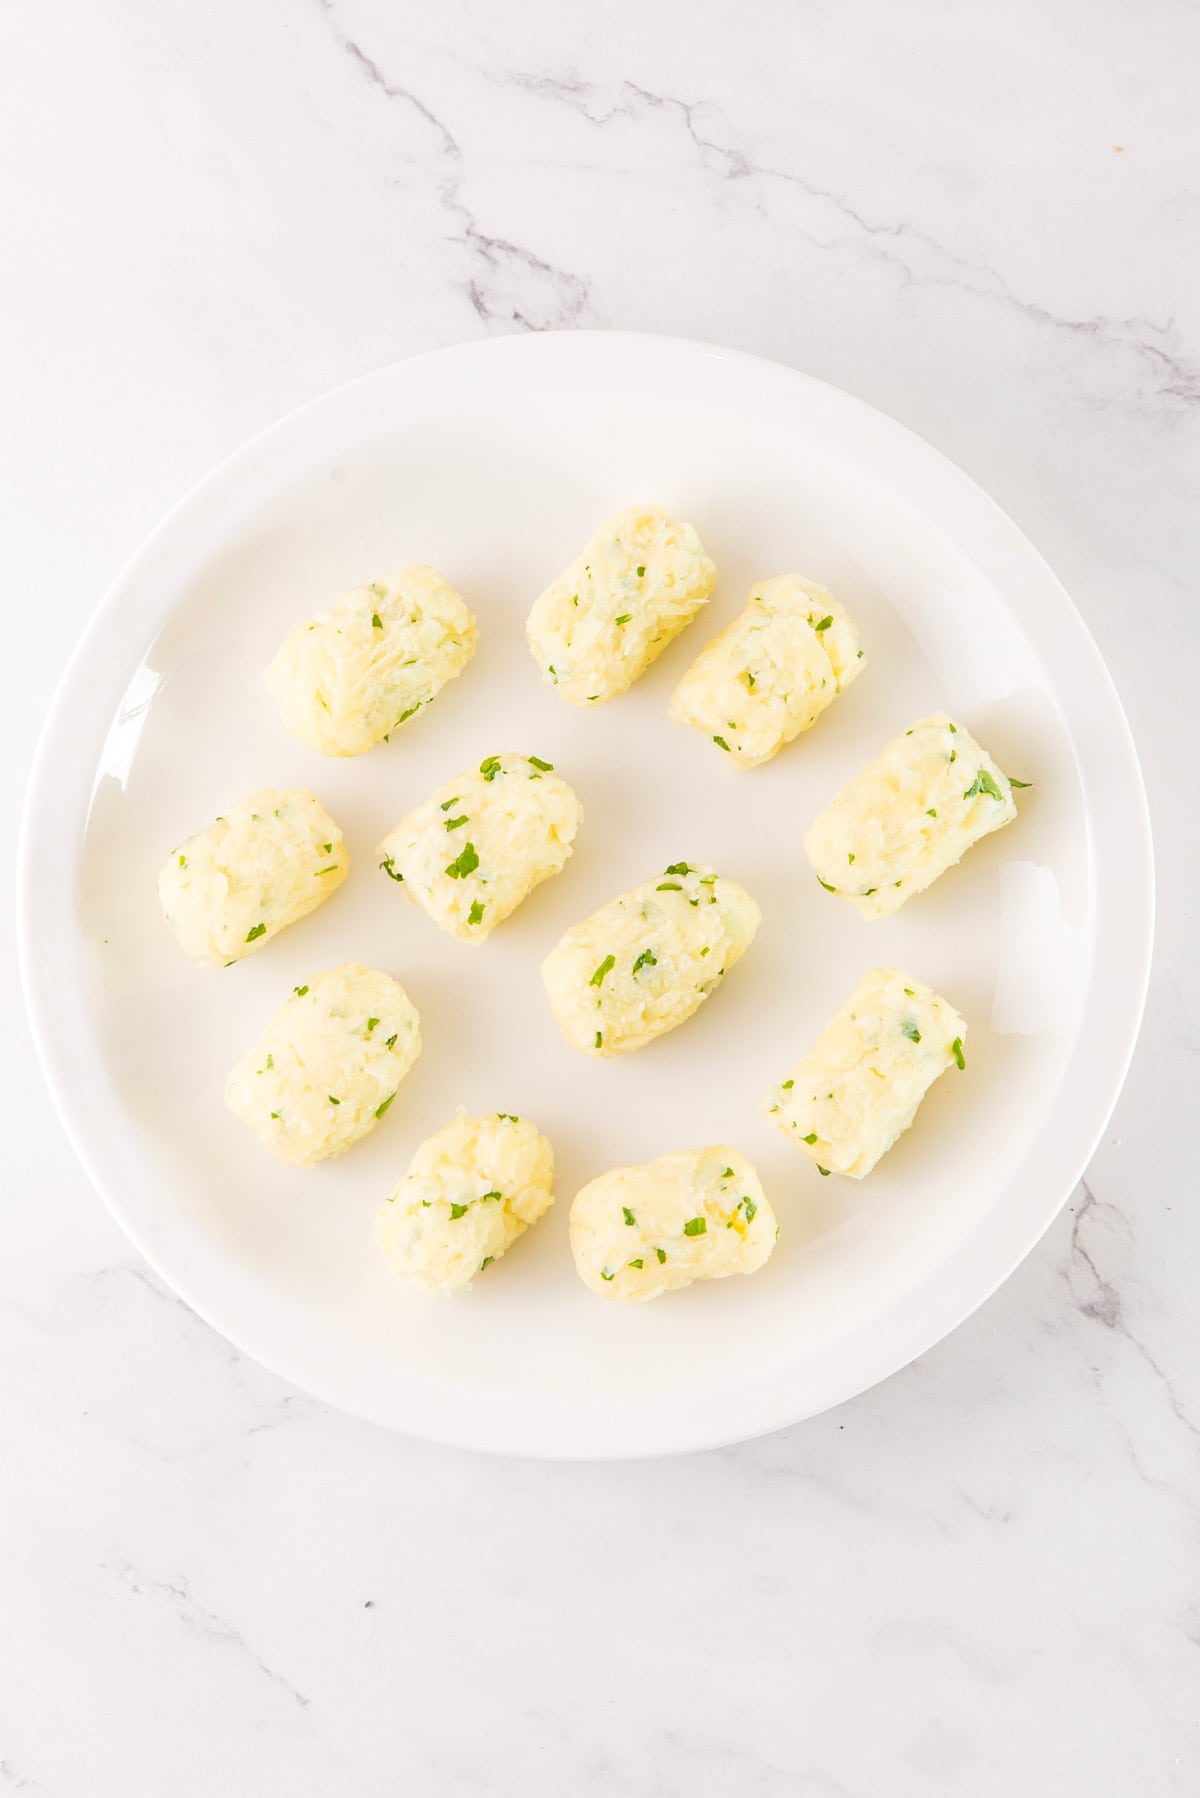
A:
17 329 1155 1458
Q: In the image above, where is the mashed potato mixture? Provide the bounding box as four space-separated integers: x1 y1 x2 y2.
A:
763 968 967 1177
804 712 1020 919
225 963 421 1165
569 1146 777 1301
526 505 716 705
157 787 348 968
670 575 864 767
378 1112 555 1295
266 564 477 756
541 862 760 1056
376 753 583 942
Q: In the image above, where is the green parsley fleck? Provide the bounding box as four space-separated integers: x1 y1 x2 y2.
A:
380 857 404 882
445 842 480 880
817 1166 831 1177
468 900 485 925
683 1217 707 1237
600 1269 614 1282
497 1113 519 1122
802 1132 818 1144
528 756 554 771
440 796 460 811
713 735 731 752
636 564 646 576
656 881 682 892
449 1203 468 1220
632 948 657 974
371 612 383 629
479 756 502 781
615 613 631 626
742 670 756 690
293 985 308 996
594 1031 603 1049
950 1037 966 1070
375 1093 396 1119
656 1248 667 1263
721 1167 733 1179
963 769 1004 801
396 705 420 724
385 1034 397 1050
480 1190 502 1203
444 815 468 831
328 1094 341 1106
664 862 691 876
623 1207 637 1226
246 922 267 942
629 1258 644 1269
177 853 187 868
781 1079 794 1089
817 877 836 892
903 1023 922 1043
948 722 957 733
813 614 833 632
589 954 615 987
314 865 339 875
270 1112 280 1120
366 1017 379 1033
743 1199 757 1223
264 1055 274 1070
480 1256 494 1271
1008 776 1033 789
926 808 938 818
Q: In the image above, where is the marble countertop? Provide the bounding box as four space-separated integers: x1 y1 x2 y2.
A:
4 3 1195 1792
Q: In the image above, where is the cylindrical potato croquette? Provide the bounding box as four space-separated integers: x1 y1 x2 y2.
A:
526 505 716 705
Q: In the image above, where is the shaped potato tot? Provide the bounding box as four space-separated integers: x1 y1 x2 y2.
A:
157 788 348 968
378 1112 555 1295
541 862 760 1056
527 505 716 705
804 712 1019 919
376 753 582 943
570 1146 777 1302
266 564 477 756
670 576 864 767
763 968 966 1177
225 963 421 1166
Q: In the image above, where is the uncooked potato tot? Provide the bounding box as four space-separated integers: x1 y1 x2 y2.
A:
265 564 477 756
804 712 1020 919
225 963 421 1166
763 968 967 1177
157 787 348 968
669 576 865 767
569 1146 777 1302
526 504 716 705
541 862 761 1056
376 753 583 943
377 1112 555 1295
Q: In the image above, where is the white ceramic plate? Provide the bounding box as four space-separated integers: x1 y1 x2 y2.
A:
19 333 1152 1458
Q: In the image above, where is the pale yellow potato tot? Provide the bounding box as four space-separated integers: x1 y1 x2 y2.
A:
378 1112 555 1295
376 753 582 943
804 712 1020 919
763 968 967 1177
526 505 716 705
225 963 421 1166
157 787 348 968
670 575 864 767
266 564 477 756
570 1146 777 1302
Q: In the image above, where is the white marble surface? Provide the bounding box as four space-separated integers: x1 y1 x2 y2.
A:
3 2 1196 1791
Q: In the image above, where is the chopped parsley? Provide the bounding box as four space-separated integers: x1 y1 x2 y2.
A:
468 900 485 925
328 1094 341 1106
683 1217 707 1236
926 808 938 818
396 704 420 724
385 1034 397 1049
721 1167 733 1179
948 722 957 733
246 923 267 942
444 815 469 831
380 856 404 882
742 670 756 690
817 877 836 892
375 1093 396 1120
813 614 833 633
480 1190 502 1203
589 954 615 987
366 1018 380 1033
903 1023 922 1043
712 735 731 752
480 1256 494 1271
294 985 308 996
781 1079 794 1089
664 862 691 876
371 612 383 629
322 842 333 853
444 842 479 880
1008 776 1033 789
963 769 1004 802
623 1207 637 1226
656 881 682 892
615 613 631 625
802 1132 818 1144
656 1248 667 1263
817 1166 831 1177
314 864 339 875
632 948 657 975
440 796 460 811
449 1203 468 1220
479 756 502 781
628 1258 644 1269
528 756 554 771
742 1199 757 1223
600 1269 614 1282
177 853 187 868
594 1030 603 1049
950 1037 966 1070
636 564 646 577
